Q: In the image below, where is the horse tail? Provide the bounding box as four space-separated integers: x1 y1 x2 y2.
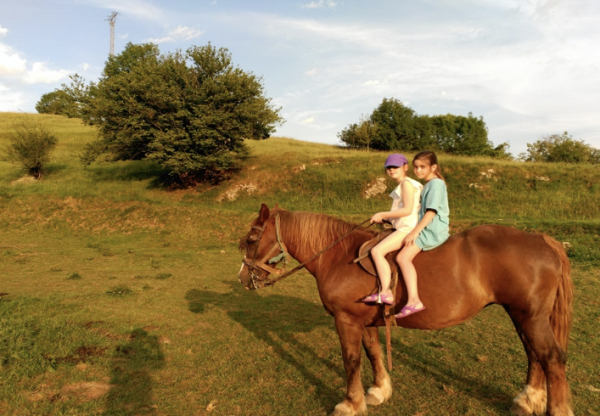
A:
541 234 574 353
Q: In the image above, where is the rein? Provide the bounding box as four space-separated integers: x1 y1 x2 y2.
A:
244 214 373 288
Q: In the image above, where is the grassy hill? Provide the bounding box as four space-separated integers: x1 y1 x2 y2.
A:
1 113 599 415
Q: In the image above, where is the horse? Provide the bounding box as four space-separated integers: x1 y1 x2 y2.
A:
238 204 574 416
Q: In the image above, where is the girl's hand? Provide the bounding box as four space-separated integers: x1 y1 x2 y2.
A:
370 212 385 223
404 230 419 245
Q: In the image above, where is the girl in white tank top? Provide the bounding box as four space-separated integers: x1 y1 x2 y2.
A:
362 154 423 306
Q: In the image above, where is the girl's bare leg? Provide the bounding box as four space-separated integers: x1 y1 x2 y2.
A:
370 231 407 297
396 243 424 310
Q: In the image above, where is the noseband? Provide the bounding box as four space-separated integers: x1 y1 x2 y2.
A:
242 214 290 289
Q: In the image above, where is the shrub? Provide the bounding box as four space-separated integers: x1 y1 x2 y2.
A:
1 120 58 178
523 132 600 164
82 42 283 185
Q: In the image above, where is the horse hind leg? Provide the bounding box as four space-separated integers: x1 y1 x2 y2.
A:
508 317 547 416
512 316 573 416
361 327 392 406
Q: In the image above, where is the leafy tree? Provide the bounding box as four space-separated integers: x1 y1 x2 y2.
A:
83 42 283 184
337 115 378 150
339 99 511 158
368 98 435 151
430 113 497 156
35 90 71 115
1 119 58 178
36 74 90 118
523 132 600 164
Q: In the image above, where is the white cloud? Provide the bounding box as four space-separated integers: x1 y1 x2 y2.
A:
301 117 315 124
22 62 70 85
305 68 317 75
0 24 8 36
0 43 27 75
147 25 204 43
0 83 27 111
302 0 338 9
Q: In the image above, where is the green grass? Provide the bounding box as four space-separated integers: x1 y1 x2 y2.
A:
0 112 599 415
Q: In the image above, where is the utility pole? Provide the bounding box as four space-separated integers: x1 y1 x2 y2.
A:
106 12 118 56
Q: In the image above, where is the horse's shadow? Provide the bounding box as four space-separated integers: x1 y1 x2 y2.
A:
185 281 345 408
186 282 516 414
392 329 517 414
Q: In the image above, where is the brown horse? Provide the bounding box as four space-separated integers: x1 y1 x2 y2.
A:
238 204 574 416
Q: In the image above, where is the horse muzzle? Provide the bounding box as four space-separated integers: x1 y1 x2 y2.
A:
238 259 272 290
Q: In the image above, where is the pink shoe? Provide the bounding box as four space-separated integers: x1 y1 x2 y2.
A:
395 304 426 319
362 293 394 305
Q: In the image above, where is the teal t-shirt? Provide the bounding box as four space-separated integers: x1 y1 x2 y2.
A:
416 178 449 251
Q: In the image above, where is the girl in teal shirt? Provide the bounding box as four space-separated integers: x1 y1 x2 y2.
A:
395 151 449 318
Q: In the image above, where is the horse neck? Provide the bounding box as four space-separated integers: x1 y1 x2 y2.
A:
277 211 365 277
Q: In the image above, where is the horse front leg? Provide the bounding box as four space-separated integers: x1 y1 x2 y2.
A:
362 327 392 406
332 316 368 416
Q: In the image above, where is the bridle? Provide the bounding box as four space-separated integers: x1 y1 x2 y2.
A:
242 214 291 289
242 213 372 289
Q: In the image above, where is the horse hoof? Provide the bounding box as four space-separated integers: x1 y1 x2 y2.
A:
511 386 547 416
365 378 392 406
331 399 367 416
365 387 385 406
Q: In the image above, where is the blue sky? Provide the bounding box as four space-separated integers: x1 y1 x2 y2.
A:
1 0 599 155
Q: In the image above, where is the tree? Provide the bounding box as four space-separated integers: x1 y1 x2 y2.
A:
35 90 72 115
368 98 435 151
339 99 512 158
337 115 378 150
36 74 90 118
1 119 58 178
82 42 284 184
523 132 600 164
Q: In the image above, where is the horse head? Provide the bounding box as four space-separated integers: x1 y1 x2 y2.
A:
238 203 289 290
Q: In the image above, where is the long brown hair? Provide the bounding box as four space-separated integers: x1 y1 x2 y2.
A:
413 151 444 181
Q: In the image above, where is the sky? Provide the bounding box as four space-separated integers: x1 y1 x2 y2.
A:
1 0 599 156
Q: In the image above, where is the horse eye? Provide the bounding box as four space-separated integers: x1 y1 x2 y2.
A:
248 234 258 243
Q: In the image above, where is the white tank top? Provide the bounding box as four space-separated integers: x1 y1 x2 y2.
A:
389 177 422 233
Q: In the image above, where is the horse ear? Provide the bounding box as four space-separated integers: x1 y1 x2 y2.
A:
273 203 280 210
259 203 270 223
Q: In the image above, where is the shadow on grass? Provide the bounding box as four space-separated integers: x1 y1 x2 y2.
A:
187 281 522 414
185 281 344 410
392 336 518 414
86 161 171 188
102 328 164 416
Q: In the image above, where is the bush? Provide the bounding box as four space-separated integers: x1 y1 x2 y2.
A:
35 75 90 118
523 132 600 164
338 98 509 158
82 42 283 185
1 120 58 178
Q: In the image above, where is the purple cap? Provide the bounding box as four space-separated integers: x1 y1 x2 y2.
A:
384 153 408 168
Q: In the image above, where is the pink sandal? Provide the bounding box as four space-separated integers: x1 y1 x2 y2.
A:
362 293 394 305
395 304 426 319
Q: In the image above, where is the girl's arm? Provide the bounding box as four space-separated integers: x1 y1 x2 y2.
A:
370 181 416 223
404 209 436 245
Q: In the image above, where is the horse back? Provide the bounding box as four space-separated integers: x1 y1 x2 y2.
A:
402 225 564 329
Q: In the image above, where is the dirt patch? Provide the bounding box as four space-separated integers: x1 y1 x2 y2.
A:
44 345 108 365
364 177 387 199
217 183 258 202
60 381 112 401
9 176 38 186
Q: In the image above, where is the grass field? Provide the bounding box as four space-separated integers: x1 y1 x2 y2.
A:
1 113 599 415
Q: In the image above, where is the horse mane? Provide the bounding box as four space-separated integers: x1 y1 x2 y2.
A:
279 210 375 255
